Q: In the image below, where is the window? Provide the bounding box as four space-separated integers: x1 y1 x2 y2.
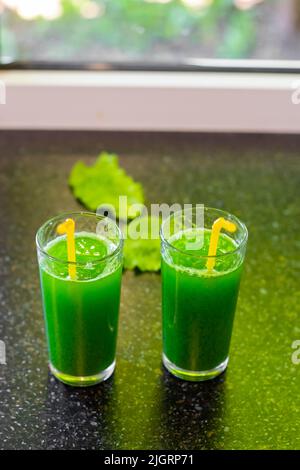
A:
1 0 300 66
1 1 299 134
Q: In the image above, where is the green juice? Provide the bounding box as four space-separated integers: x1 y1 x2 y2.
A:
162 228 244 379
39 232 122 385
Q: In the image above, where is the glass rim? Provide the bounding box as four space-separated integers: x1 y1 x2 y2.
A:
36 211 123 266
160 206 248 260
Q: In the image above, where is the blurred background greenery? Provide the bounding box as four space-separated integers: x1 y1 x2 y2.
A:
0 0 299 63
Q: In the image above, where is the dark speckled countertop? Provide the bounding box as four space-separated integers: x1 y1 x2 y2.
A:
0 131 299 450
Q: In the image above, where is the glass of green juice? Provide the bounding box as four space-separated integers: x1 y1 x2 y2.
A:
36 212 123 387
160 207 248 382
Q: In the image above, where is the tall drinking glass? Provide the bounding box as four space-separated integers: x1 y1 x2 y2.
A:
160 207 248 381
36 212 123 386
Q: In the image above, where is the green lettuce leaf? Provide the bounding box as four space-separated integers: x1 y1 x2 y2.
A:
69 152 144 218
123 216 161 272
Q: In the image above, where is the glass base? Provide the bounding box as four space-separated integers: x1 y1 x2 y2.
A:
162 354 228 382
49 360 115 387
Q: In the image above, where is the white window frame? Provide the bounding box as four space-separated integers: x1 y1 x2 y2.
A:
0 68 300 133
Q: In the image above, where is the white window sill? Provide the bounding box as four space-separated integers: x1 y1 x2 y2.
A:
0 70 299 133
